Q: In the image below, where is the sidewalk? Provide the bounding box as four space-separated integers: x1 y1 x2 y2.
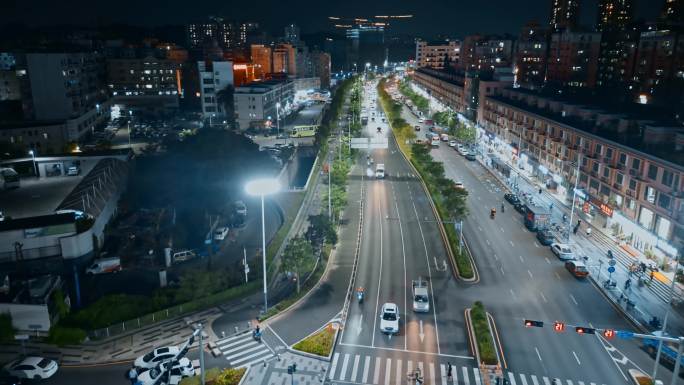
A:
240 350 329 385
475 150 684 337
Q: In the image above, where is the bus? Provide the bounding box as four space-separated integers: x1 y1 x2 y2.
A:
290 125 318 138
0 168 20 189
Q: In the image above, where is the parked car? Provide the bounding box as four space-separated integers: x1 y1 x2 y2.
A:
565 260 589 278
234 201 247 217
536 230 555 246
464 153 477 161
514 202 527 214
448 140 457 147
379 303 400 334
504 193 520 205
454 181 465 190
415 125 421 131
134 346 181 370
3 357 58 380
66 165 81 176
172 250 196 263
136 357 195 385
214 227 229 241
550 243 575 260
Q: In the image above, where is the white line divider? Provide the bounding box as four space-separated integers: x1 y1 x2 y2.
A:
328 352 339 380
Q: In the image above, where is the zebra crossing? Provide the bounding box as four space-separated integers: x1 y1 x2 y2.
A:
327 352 608 385
215 332 274 368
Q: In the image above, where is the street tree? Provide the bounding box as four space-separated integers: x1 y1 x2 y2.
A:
305 214 338 247
281 236 315 293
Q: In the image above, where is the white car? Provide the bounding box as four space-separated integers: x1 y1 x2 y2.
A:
214 227 229 241
449 140 457 147
135 346 181 369
235 201 247 216
454 181 465 190
137 357 195 385
550 243 575 260
4 356 58 380
379 303 400 334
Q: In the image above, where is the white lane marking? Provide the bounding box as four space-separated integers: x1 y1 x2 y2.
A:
534 242 540 248
510 240 515 247
384 358 391 385
340 353 350 381
429 362 436 384
573 351 581 365
486 239 491 246
508 372 518 385
510 289 516 299
570 294 578 305
371 201 384 348
393 197 408 351
535 347 542 361
395 359 402 385
500 266 505 276
494 253 499 261
373 357 381 384
329 353 340 379
478 226 483 232
462 367 470 385
528 270 534 279
519 373 529 385
555 271 561 280
473 367 481 385
519 255 524 263
406 361 412 382
477 196 481 200
531 375 540 385
543 377 552 385
500 227 505 233
545 257 551 264
350 354 360 382
440 364 446 385
362 356 370 383
356 314 364 336
540 291 548 303
578 381 585 385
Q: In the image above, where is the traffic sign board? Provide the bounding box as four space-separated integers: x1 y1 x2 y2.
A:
608 259 617 266
616 330 634 339
607 266 616 273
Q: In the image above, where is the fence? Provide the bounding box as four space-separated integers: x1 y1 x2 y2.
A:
87 280 259 340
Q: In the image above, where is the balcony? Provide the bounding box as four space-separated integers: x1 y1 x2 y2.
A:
613 183 622 190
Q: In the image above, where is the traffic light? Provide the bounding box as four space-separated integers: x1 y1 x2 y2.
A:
603 329 616 339
553 321 565 332
524 319 544 328
575 326 595 335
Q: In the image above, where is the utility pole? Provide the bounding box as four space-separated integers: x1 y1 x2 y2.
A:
328 152 332 219
651 273 680 382
566 155 581 242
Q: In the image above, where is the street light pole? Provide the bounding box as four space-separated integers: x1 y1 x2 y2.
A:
276 102 281 138
127 110 133 148
260 194 267 311
651 273 679 382
328 152 332 219
28 150 37 177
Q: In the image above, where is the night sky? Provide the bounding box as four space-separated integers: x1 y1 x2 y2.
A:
2 0 664 37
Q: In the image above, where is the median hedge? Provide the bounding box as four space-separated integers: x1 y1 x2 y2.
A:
471 301 497 365
292 326 336 357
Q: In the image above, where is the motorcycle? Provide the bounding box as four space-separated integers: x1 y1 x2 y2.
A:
356 287 365 303
252 327 262 342
490 208 496 219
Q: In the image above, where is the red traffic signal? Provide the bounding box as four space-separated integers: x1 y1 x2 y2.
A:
575 326 595 335
603 329 616 339
553 321 565 332
524 320 544 328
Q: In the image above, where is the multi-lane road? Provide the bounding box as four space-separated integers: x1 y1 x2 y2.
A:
324 78 674 385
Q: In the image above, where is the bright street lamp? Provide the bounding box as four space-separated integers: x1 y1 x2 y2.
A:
128 110 133 148
28 150 37 177
245 178 280 312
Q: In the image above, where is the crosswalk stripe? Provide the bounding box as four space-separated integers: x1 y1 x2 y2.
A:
407 360 413 381
440 364 446 385
230 349 272 366
395 359 402 385
450 364 458 384
418 361 424 378
531 374 540 385
224 344 268 361
217 336 252 349
362 356 370 384
543 377 551 385
508 372 518 385
430 362 436 383
578 381 585 385
462 366 470 385
473 367 481 385
351 354 360 382
328 353 339 380
565 380 573 385
384 358 391 385
220 340 259 355
519 373 529 385
589 383 597 385
373 357 381 384
340 354 350 381
216 333 250 346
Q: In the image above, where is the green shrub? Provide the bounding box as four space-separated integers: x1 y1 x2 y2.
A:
63 294 154 330
180 367 246 385
293 327 336 357
470 302 497 365
46 326 86 346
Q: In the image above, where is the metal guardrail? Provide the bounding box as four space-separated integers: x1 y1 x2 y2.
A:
87 304 189 339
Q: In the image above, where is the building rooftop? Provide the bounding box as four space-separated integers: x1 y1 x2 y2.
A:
235 79 292 93
415 67 465 87
488 92 684 169
0 212 76 232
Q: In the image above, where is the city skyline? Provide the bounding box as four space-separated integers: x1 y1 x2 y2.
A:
2 0 665 38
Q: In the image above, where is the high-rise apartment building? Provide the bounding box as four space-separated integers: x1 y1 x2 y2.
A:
546 29 601 88
415 39 461 69
187 17 237 48
549 0 581 32
198 61 234 118
284 24 301 45
251 44 273 78
273 44 297 75
633 28 684 106
596 0 633 32
106 55 181 110
461 35 514 72
311 51 331 88
660 0 684 25
514 22 548 90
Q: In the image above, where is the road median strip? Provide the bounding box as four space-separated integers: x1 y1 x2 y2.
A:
464 301 503 367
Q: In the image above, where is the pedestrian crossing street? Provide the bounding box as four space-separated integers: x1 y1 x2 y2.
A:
328 352 609 385
215 332 275 368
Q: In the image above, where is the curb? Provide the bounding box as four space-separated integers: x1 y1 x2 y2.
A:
587 274 648 333
288 322 340 362
378 82 476 283
464 308 504 368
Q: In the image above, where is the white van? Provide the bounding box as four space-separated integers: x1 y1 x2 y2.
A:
86 257 122 274
375 164 385 179
172 250 196 263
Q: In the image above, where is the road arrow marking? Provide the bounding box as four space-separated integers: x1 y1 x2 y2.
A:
356 315 363 336
419 320 425 343
433 257 447 271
